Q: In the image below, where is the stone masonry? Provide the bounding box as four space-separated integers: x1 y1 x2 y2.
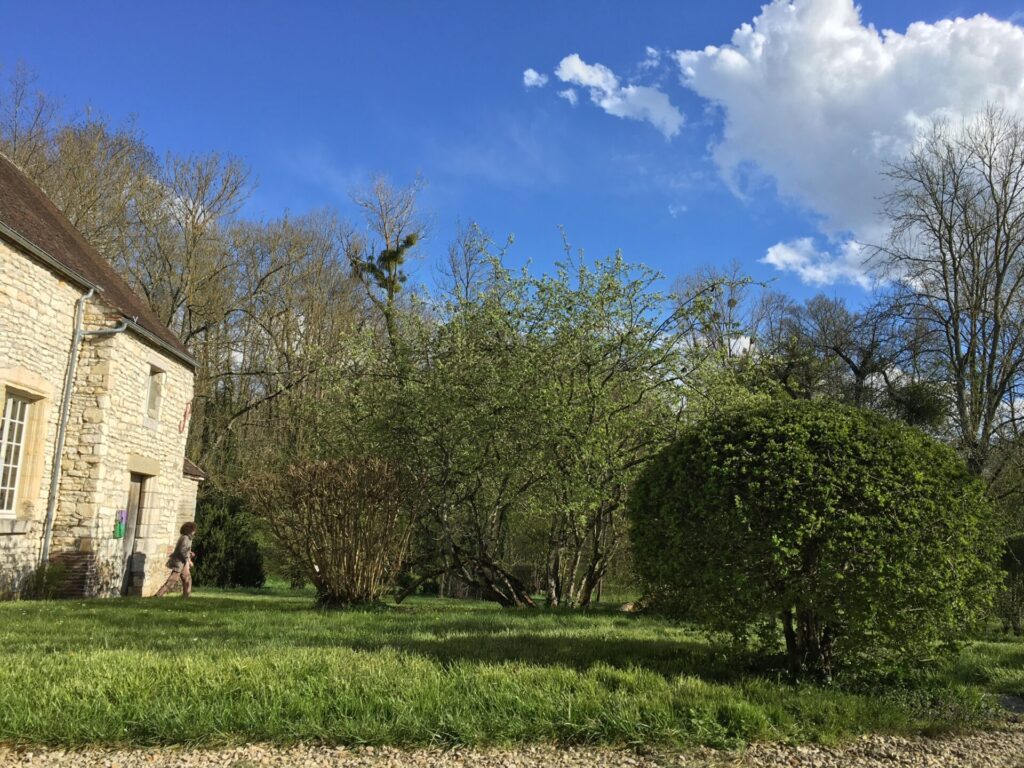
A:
0 236 200 597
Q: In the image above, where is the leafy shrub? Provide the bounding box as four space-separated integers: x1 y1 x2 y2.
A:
628 398 1001 678
192 494 266 589
996 533 1024 635
250 458 417 607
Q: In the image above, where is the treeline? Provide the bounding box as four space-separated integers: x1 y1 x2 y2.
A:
4 65 1024 608
0 65 360 486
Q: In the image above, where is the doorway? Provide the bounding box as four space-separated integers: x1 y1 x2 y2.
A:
120 473 147 595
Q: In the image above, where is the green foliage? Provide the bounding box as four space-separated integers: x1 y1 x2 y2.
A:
527 253 687 607
350 232 418 294
0 589 1010 747
628 398 1002 678
308 250 694 608
886 380 949 431
192 494 265 589
996 534 1024 635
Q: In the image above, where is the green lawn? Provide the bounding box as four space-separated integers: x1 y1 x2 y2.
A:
0 586 1020 749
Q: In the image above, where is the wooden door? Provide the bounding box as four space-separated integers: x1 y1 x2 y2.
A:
120 474 146 595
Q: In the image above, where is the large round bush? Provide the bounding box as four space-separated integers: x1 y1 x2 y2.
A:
628 398 1001 678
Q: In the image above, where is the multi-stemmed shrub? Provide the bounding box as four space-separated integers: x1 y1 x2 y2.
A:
250 458 417 607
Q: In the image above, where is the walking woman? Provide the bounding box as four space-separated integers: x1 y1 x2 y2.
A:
155 521 196 597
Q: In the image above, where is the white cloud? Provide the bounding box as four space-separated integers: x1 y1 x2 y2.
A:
676 0 1024 286
555 53 684 138
641 46 662 70
558 88 578 106
522 68 548 88
762 238 874 289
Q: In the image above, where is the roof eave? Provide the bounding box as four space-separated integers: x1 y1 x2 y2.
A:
0 219 94 290
0 221 197 370
182 458 207 481
124 318 197 370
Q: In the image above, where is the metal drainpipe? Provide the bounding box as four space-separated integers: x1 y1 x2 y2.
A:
84 319 130 338
38 292 130 567
39 288 93 565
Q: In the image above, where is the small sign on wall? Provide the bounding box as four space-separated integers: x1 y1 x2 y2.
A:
114 509 127 539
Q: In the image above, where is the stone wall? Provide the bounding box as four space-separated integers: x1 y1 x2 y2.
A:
0 238 80 594
0 236 198 598
64 323 196 597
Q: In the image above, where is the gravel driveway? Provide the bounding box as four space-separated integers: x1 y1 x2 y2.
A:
2 725 1023 768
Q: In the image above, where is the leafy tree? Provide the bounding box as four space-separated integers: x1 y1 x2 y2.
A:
303 243 706 609
996 533 1024 635
393 251 713 608
532 253 691 607
397 258 546 607
192 494 265 589
629 398 1001 678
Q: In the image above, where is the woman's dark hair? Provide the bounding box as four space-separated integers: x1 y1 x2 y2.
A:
181 521 197 536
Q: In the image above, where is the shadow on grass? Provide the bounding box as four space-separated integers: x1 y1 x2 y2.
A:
345 634 737 679
0 591 749 681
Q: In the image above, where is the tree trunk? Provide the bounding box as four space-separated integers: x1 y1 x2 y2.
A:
448 545 537 608
781 609 800 679
575 555 608 610
781 606 833 679
479 563 536 608
545 547 561 608
393 569 443 604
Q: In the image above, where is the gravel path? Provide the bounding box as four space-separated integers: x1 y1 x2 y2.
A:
2 726 1023 768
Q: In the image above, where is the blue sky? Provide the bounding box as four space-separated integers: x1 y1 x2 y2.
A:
2 0 1023 304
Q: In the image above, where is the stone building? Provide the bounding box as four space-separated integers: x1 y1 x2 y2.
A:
0 153 203 597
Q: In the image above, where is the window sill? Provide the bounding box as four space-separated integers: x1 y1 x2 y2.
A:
0 518 29 535
143 417 160 431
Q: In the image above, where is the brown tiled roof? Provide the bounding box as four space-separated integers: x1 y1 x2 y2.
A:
182 458 207 480
0 153 194 367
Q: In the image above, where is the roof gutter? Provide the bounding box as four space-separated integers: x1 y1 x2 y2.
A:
123 318 196 369
0 221 196 369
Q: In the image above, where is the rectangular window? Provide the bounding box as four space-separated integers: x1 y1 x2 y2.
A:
146 367 163 421
0 394 30 516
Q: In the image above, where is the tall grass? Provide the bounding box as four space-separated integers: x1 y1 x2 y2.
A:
0 587 1017 748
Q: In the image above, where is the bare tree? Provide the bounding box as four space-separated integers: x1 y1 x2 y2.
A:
0 63 58 177
0 66 154 260
0 69 365 489
673 262 762 357
438 221 494 305
879 107 1024 475
122 152 251 340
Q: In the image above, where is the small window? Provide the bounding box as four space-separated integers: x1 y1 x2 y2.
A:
146 367 164 421
0 394 31 516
